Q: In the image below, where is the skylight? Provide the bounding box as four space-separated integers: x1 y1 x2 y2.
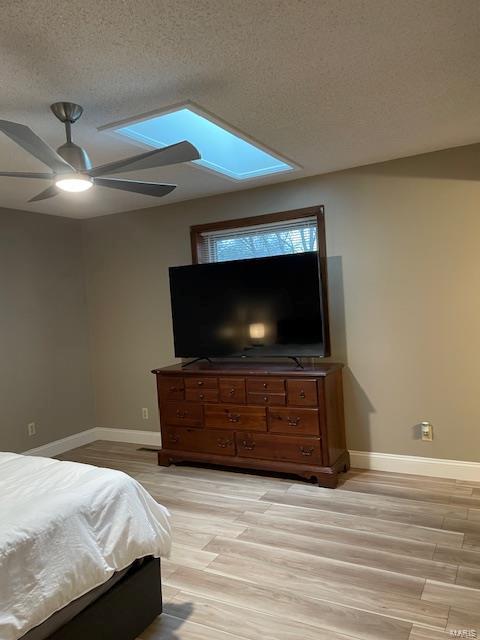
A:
114 106 295 181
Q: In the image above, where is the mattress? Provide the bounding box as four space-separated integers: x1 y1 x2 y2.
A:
0 452 171 640
20 562 132 640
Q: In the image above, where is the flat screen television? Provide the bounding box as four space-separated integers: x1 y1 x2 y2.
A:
169 251 330 358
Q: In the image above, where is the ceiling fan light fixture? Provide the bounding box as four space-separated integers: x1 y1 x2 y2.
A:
55 174 93 193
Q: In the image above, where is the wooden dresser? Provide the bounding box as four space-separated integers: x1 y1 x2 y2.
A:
152 362 349 488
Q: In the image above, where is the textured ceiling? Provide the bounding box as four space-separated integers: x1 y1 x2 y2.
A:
0 0 479 218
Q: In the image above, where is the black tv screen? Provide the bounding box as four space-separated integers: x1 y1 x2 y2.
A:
169 252 329 358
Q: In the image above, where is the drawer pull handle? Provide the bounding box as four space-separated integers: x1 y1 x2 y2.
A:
241 440 255 451
217 438 233 448
263 396 269 402
263 383 268 389
228 413 241 423
299 390 306 399
229 388 235 395
197 380 204 386
199 393 205 400
169 434 179 443
169 386 178 392
287 417 300 427
176 410 187 418
300 446 314 456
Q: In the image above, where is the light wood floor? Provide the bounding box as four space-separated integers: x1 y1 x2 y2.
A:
58 441 480 640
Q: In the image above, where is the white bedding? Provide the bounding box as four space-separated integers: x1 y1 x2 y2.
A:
0 452 171 640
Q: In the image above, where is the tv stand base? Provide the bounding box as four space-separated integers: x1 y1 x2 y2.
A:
181 357 213 368
288 356 304 369
182 356 306 368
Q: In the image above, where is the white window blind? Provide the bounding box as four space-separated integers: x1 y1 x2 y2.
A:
197 216 318 263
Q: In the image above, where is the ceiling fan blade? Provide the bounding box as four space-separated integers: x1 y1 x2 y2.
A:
0 120 74 174
88 141 200 178
28 184 59 203
94 178 176 198
0 171 54 179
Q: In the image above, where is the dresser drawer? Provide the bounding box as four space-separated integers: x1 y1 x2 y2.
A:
247 378 285 394
268 407 320 436
165 427 235 456
219 377 246 403
158 376 185 401
247 392 286 406
165 401 203 427
204 404 267 431
287 379 318 406
185 388 219 403
185 376 218 389
236 433 322 465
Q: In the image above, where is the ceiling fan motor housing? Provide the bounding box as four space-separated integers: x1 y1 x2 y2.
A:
57 142 92 172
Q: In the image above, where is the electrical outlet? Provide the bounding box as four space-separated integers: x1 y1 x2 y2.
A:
142 408 149 420
421 422 433 441
27 422 36 437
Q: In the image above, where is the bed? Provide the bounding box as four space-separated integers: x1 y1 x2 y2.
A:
0 452 171 640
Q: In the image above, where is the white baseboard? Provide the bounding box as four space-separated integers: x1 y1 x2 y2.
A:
24 427 161 457
350 450 480 482
24 432 480 482
24 429 97 458
94 427 161 447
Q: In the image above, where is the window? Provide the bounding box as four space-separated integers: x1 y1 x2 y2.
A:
191 206 326 265
113 104 295 181
198 217 318 263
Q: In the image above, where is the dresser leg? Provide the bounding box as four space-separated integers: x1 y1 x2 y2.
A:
297 471 339 488
315 474 339 489
340 450 351 473
157 451 172 467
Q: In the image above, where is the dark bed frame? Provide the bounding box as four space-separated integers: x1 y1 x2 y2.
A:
23 557 162 640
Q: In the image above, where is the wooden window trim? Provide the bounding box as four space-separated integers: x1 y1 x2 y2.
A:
190 205 330 356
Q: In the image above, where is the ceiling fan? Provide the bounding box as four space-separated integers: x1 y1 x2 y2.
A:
0 102 200 202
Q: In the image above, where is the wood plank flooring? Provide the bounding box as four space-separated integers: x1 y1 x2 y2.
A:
58 441 480 640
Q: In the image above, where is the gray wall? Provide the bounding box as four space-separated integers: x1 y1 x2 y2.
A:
0 208 94 452
82 144 480 462
2 144 479 461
